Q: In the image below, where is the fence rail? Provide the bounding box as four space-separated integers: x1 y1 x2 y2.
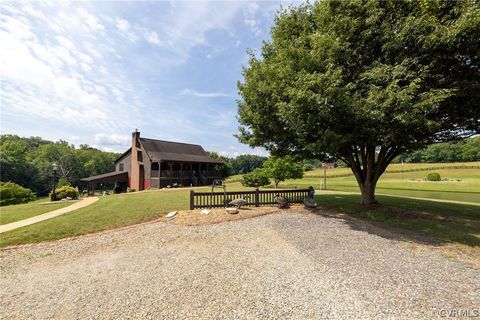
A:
190 188 310 209
307 165 480 179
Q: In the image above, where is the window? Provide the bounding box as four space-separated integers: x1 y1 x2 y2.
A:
119 163 124 172
151 162 159 176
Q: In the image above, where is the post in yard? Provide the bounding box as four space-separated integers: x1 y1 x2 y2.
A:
321 162 335 190
323 166 327 190
190 190 194 210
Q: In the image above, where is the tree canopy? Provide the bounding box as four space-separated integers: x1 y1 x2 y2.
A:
237 0 480 204
263 156 304 188
0 135 118 195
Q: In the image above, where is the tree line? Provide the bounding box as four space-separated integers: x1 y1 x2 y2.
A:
0 135 118 196
397 137 480 163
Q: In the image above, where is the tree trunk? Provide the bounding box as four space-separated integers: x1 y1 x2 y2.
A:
341 144 400 206
359 180 377 205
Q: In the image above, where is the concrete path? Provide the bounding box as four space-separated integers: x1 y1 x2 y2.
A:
0 197 99 233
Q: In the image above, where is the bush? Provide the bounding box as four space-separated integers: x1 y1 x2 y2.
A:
57 178 71 188
241 168 270 188
303 163 314 171
52 185 79 200
0 181 36 206
426 172 441 181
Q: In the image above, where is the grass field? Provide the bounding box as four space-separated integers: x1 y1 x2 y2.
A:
0 162 478 249
0 197 74 225
304 161 480 177
284 168 480 203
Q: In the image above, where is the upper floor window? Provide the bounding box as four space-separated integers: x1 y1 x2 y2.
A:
119 163 124 172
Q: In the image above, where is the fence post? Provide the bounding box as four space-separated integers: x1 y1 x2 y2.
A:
255 188 260 207
190 190 194 210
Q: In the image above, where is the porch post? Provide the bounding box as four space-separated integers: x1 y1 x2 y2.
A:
180 162 183 186
189 163 193 186
158 161 161 188
168 162 173 186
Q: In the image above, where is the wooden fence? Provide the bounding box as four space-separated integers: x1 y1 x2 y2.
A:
308 165 480 179
190 188 310 209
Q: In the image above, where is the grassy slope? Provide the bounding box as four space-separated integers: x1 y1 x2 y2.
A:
0 198 74 225
304 161 480 177
0 189 192 247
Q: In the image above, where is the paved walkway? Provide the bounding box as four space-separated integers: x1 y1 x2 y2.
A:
0 197 99 233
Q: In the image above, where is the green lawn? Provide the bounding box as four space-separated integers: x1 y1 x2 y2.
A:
0 197 74 225
315 194 480 247
304 161 480 177
0 189 193 248
283 168 480 203
1 163 478 249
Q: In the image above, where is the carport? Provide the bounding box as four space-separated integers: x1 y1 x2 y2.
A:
80 171 129 195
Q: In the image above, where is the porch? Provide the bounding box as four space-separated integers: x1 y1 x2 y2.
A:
150 161 221 188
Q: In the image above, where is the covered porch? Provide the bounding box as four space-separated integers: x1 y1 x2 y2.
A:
150 161 221 188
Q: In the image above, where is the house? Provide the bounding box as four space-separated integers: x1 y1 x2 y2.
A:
81 130 223 191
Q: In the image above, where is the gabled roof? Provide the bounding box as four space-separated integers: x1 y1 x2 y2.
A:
80 171 128 183
139 138 222 163
115 148 131 163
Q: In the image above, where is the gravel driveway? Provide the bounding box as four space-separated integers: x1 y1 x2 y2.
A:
1 209 479 319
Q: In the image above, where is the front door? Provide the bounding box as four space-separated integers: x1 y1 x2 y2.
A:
139 165 144 190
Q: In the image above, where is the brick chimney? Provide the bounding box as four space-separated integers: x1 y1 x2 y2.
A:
130 129 141 190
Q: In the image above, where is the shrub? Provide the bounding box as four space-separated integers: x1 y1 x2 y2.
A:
426 172 441 181
57 178 71 188
303 163 314 171
241 168 270 188
52 185 79 200
0 181 36 206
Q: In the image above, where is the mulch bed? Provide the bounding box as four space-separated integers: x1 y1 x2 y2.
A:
164 204 305 226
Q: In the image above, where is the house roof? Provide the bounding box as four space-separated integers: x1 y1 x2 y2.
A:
80 171 128 183
139 138 222 163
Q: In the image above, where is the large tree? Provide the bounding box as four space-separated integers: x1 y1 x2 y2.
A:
237 0 479 204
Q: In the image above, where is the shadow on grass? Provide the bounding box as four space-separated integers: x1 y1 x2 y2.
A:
313 194 480 247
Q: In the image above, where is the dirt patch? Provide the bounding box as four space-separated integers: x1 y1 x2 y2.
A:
164 204 305 226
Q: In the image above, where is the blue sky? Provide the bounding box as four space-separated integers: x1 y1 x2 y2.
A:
1 1 297 156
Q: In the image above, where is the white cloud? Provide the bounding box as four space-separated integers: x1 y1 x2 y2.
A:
77 8 105 32
115 17 137 42
94 133 130 147
218 145 268 158
181 89 230 98
144 30 161 46
243 2 261 36
0 1 140 132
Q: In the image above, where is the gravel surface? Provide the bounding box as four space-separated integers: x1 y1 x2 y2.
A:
1 209 479 319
